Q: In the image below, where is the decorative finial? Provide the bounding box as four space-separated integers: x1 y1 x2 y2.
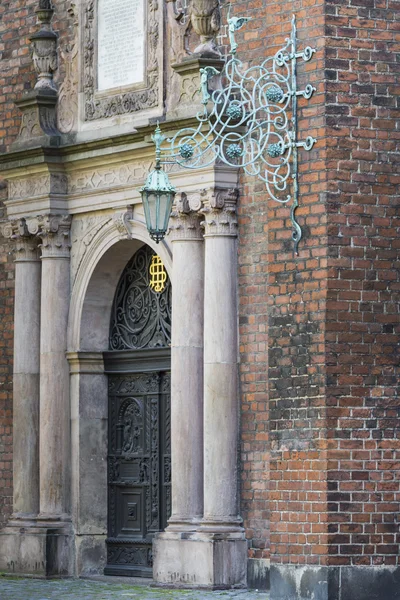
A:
189 0 221 56
151 122 166 169
30 0 58 90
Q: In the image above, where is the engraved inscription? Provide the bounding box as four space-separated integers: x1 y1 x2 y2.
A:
98 0 145 91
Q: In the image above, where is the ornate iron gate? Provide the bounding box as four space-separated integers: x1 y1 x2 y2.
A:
104 246 171 577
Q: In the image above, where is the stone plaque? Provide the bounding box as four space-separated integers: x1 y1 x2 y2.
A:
97 0 145 92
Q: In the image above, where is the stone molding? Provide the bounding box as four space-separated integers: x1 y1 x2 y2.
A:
200 187 239 237
2 218 41 262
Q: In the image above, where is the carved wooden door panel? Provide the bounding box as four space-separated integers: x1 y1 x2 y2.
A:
104 245 172 577
105 368 171 577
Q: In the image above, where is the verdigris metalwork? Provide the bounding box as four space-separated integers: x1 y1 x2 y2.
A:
158 12 317 253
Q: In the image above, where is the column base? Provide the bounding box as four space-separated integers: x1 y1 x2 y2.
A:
270 565 400 600
153 530 247 589
0 521 74 578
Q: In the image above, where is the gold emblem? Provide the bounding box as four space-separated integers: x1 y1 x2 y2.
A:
149 255 167 293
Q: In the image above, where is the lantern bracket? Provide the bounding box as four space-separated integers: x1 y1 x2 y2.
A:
151 13 317 254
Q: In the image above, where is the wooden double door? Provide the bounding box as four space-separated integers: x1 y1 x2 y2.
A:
104 349 171 577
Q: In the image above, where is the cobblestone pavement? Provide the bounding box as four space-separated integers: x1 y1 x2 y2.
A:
0 577 268 600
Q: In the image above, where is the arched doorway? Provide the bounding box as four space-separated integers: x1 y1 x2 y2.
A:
103 245 172 577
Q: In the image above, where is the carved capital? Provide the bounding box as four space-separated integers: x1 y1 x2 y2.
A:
2 219 40 262
168 192 204 242
200 187 239 237
33 214 72 258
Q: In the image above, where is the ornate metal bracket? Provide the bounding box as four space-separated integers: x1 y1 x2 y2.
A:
160 14 317 254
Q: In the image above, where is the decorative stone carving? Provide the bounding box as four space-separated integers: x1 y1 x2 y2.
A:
68 163 148 194
30 1 58 91
58 2 79 133
200 187 239 237
188 0 221 56
113 209 133 240
2 219 40 261
168 191 205 241
83 0 161 121
13 90 59 148
8 172 67 201
30 214 72 258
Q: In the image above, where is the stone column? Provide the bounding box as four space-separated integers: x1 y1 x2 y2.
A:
35 215 72 520
200 188 243 533
153 195 205 581
167 195 205 529
153 188 246 589
5 220 41 520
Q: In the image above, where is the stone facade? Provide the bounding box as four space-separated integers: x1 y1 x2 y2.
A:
0 0 399 598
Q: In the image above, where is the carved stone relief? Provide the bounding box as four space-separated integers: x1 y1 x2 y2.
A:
83 0 162 121
58 2 79 133
8 173 68 201
68 163 148 195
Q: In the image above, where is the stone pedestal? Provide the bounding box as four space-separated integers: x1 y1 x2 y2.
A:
153 530 247 589
0 523 74 578
168 56 225 120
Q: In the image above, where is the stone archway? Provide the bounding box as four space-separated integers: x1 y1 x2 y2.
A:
67 220 173 576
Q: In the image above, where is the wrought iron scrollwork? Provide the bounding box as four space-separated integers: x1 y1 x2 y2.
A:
161 14 317 253
109 246 171 350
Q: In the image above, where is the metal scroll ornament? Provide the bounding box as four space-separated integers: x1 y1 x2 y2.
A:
109 246 171 350
160 13 317 253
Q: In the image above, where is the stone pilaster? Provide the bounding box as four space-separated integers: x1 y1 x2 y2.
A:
3 220 41 520
34 214 72 520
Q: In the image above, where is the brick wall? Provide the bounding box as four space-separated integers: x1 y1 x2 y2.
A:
325 0 400 567
237 0 329 567
237 0 270 562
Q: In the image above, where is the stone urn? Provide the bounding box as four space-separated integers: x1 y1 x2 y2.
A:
190 0 221 55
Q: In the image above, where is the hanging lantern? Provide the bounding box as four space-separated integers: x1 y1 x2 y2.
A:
140 124 176 244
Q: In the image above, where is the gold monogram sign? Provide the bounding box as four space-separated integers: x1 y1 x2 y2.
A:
149 255 167 293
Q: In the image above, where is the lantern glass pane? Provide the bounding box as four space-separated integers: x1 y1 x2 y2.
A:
160 193 174 231
147 192 158 231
